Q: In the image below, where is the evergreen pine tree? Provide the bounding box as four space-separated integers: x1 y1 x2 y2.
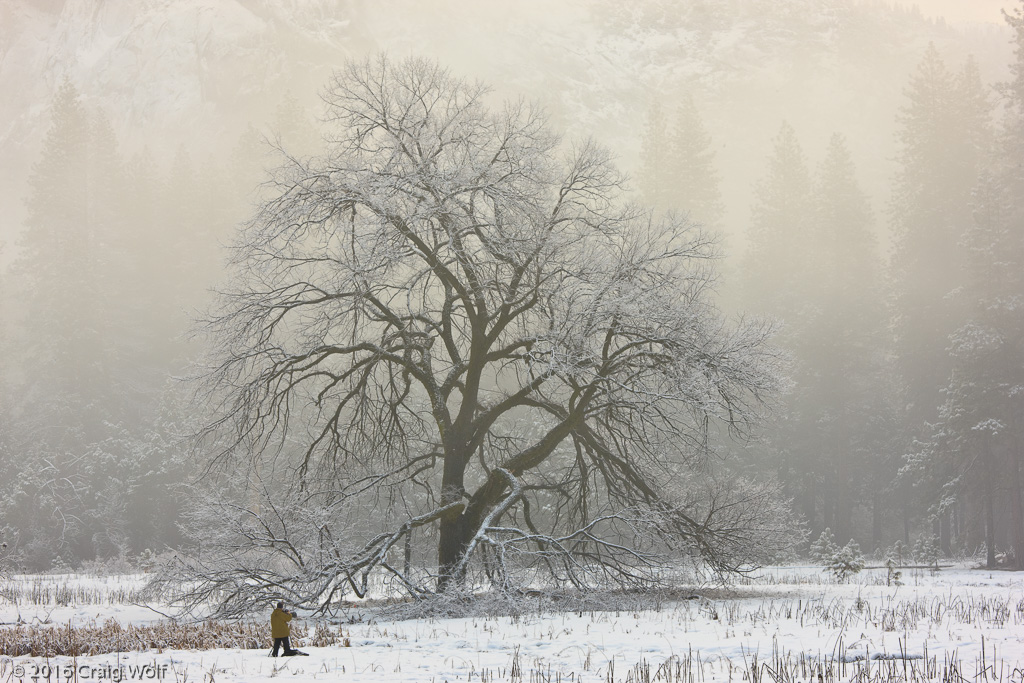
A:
809 133 892 549
743 121 812 318
739 122 814 518
638 101 674 211
888 45 994 555
669 93 724 229
889 44 989 429
9 80 108 439
0 83 179 567
272 92 321 158
926 3 1024 568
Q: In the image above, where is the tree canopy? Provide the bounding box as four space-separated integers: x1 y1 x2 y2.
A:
187 56 792 611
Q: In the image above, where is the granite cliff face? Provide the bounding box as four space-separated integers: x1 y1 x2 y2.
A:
1 1 361 154
0 0 1012 252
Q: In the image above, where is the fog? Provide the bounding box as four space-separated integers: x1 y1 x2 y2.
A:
916 0 1007 24
1 0 1022 572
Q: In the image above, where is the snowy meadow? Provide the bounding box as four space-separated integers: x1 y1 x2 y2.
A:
1 565 1022 682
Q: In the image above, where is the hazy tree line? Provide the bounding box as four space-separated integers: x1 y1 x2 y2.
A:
1 3 1023 576
638 21 1024 568
0 82 321 569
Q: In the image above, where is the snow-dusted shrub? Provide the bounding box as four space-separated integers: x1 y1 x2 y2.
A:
881 541 906 585
884 540 907 566
884 557 903 586
78 553 137 576
0 530 12 576
826 540 865 581
137 548 159 572
912 535 939 567
809 528 839 564
810 530 863 581
994 548 1016 567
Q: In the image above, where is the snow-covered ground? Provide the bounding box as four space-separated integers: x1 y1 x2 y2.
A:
1 565 1022 682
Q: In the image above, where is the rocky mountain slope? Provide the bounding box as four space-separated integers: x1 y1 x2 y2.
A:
0 0 1013 256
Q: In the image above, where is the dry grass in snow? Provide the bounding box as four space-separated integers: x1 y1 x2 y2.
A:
0 565 1021 681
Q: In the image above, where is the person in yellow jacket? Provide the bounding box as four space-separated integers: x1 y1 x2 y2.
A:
270 602 297 656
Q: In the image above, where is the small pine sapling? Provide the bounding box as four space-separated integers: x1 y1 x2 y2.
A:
811 529 864 580
884 556 903 586
890 540 906 567
912 535 939 569
809 528 839 564
826 540 865 581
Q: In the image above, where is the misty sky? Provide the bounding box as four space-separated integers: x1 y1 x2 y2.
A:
917 0 1008 24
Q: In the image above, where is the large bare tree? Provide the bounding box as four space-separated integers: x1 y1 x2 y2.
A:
188 56 790 610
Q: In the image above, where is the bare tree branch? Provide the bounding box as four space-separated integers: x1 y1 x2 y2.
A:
183 55 794 612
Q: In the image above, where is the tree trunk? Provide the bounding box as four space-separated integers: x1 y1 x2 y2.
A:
836 496 852 547
940 510 951 556
404 529 413 577
833 459 852 545
437 451 470 592
778 459 793 505
437 513 469 591
802 476 817 540
824 492 834 537
984 439 997 569
902 503 911 546
872 491 882 552
952 500 961 551
966 491 984 554
1011 442 1024 570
